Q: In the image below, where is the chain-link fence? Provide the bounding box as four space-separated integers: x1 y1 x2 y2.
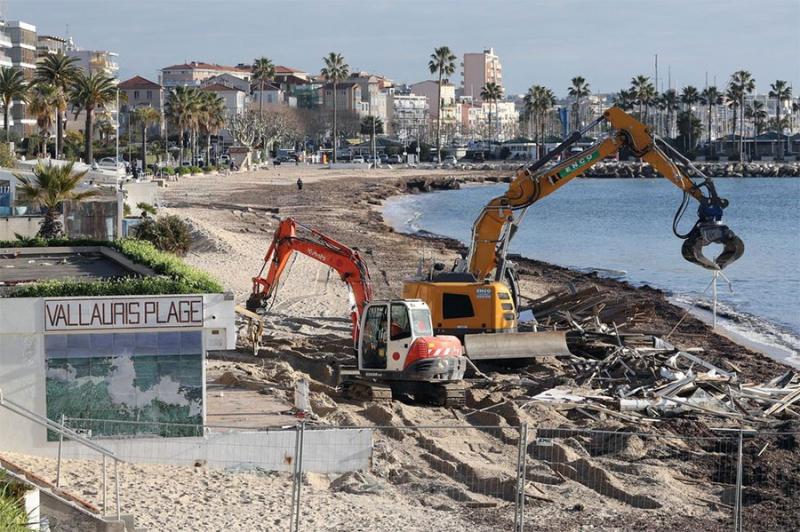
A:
37 417 800 531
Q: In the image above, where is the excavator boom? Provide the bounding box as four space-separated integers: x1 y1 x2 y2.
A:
465 107 745 280
247 218 374 341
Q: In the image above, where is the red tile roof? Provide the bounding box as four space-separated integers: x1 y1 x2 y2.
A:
274 65 305 74
202 83 243 92
162 62 251 73
118 75 162 90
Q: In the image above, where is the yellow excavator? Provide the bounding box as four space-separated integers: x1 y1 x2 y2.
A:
403 107 745 339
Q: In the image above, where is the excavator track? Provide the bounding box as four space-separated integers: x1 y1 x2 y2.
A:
435 382 466 408
342 379 393 403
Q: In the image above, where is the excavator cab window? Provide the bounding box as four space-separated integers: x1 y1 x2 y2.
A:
390 303 412 340
411 309 433 337
362 304 387 369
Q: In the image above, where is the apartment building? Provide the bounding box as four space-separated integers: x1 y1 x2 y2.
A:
36 34 67 58
461 48 503 102
409 80 457 124
118 76 164 137
388 91 428 140
321 81 366 115
67 48 119 78
161 62 252 88
348 72 393 121
3 20 37 134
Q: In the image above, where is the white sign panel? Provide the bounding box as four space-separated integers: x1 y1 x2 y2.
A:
44 296 204 331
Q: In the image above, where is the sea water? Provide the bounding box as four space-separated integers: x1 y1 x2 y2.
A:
384 178 800 365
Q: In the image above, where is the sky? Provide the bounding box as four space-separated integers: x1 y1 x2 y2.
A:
7 0 800 97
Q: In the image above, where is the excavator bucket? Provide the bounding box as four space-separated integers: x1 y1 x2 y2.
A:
681 223 745 270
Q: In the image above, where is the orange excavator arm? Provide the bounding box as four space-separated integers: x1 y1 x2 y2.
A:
247 218 374 341
464 107 744 280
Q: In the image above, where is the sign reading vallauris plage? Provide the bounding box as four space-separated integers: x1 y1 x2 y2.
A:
44 296 204 331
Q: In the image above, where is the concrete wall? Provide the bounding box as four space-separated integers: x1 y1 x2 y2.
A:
0 215 44 239
59 428 372 473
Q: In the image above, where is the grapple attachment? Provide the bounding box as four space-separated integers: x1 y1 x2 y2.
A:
681 222 745 270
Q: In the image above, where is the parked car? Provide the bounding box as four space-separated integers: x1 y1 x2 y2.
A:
352 156 365 164
220 154 231 165
379 154 389 164
443 155 458 165
387 154 403 164
97 157 123 169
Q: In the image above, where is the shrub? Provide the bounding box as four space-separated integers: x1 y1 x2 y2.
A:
189 166 202 174
162 167 176 176
0 475 29 531
131 215 192 256
123 203 132 217
177 167 190 176
203 166 214 173
136 202 157 216
1 237 222 296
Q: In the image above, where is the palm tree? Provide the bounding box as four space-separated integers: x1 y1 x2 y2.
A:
567 76 591 131
0 66 27 142
165 86 201 165
320 52 349 163
14 161 96 238
28 83 59 157
198 91 225 165
630 75 655 122
658 89 680 137
69 72 117 163
745 99 767 160
522 86 537 138
528 85 556 158
35 53 80 159
131 106 160 171
680 86 700 153
699 86 721 156
252 57 275 118
480 82 503 141
613 89 637 112
428 46 456 163
768 80 791 159
729 70 755 162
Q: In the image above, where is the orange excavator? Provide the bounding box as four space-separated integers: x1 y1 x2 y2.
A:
247 218 467 406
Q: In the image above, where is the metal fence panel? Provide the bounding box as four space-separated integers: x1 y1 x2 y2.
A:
520 427 737 531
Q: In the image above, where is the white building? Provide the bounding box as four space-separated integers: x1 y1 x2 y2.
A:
2 20 37 134
66 46 120 78
388 92 429 140
410 80 457 124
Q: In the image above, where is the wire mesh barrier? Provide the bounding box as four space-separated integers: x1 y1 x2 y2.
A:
40 417 800 531
292 425 525 531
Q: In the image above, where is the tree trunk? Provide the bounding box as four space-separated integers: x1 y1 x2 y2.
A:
332 81 338 163
707 104 713 157
206 132 211 166
84 107 93 163
56 109 63 159
259 80 264 118
776 106 783 160
2 103 7 142
436 72 442 163
38 207 63 239
141 121 147 172
739 97 745 162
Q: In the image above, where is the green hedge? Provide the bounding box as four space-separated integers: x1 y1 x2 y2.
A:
1 238 223 297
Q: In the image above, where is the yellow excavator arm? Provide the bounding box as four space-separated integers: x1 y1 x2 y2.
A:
465 107 745 280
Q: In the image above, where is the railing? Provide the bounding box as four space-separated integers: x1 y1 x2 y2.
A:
0 389 122 521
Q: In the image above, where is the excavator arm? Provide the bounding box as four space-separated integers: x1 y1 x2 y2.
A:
246 218 374 341
465 107 744 280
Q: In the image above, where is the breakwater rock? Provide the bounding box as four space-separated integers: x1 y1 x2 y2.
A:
582 161 800 178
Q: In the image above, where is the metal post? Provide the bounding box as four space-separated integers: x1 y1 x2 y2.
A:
712 271 719 329
514 422 528 532
292 421 306 532
102 455 107 515
734 429 744 532
115 459 121 521
56 413 64 487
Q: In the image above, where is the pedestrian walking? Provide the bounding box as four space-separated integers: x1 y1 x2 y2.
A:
297 178 303 191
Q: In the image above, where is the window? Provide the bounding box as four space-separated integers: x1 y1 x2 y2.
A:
133 90 139 99
390 304 411 340
411 309 433 337
362 305 387 369
146 90 152 100
442 293 475 319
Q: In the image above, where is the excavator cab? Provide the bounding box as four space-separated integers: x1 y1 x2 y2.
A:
358 300 466 381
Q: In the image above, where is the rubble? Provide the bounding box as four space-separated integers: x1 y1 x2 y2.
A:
512 286 800 425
